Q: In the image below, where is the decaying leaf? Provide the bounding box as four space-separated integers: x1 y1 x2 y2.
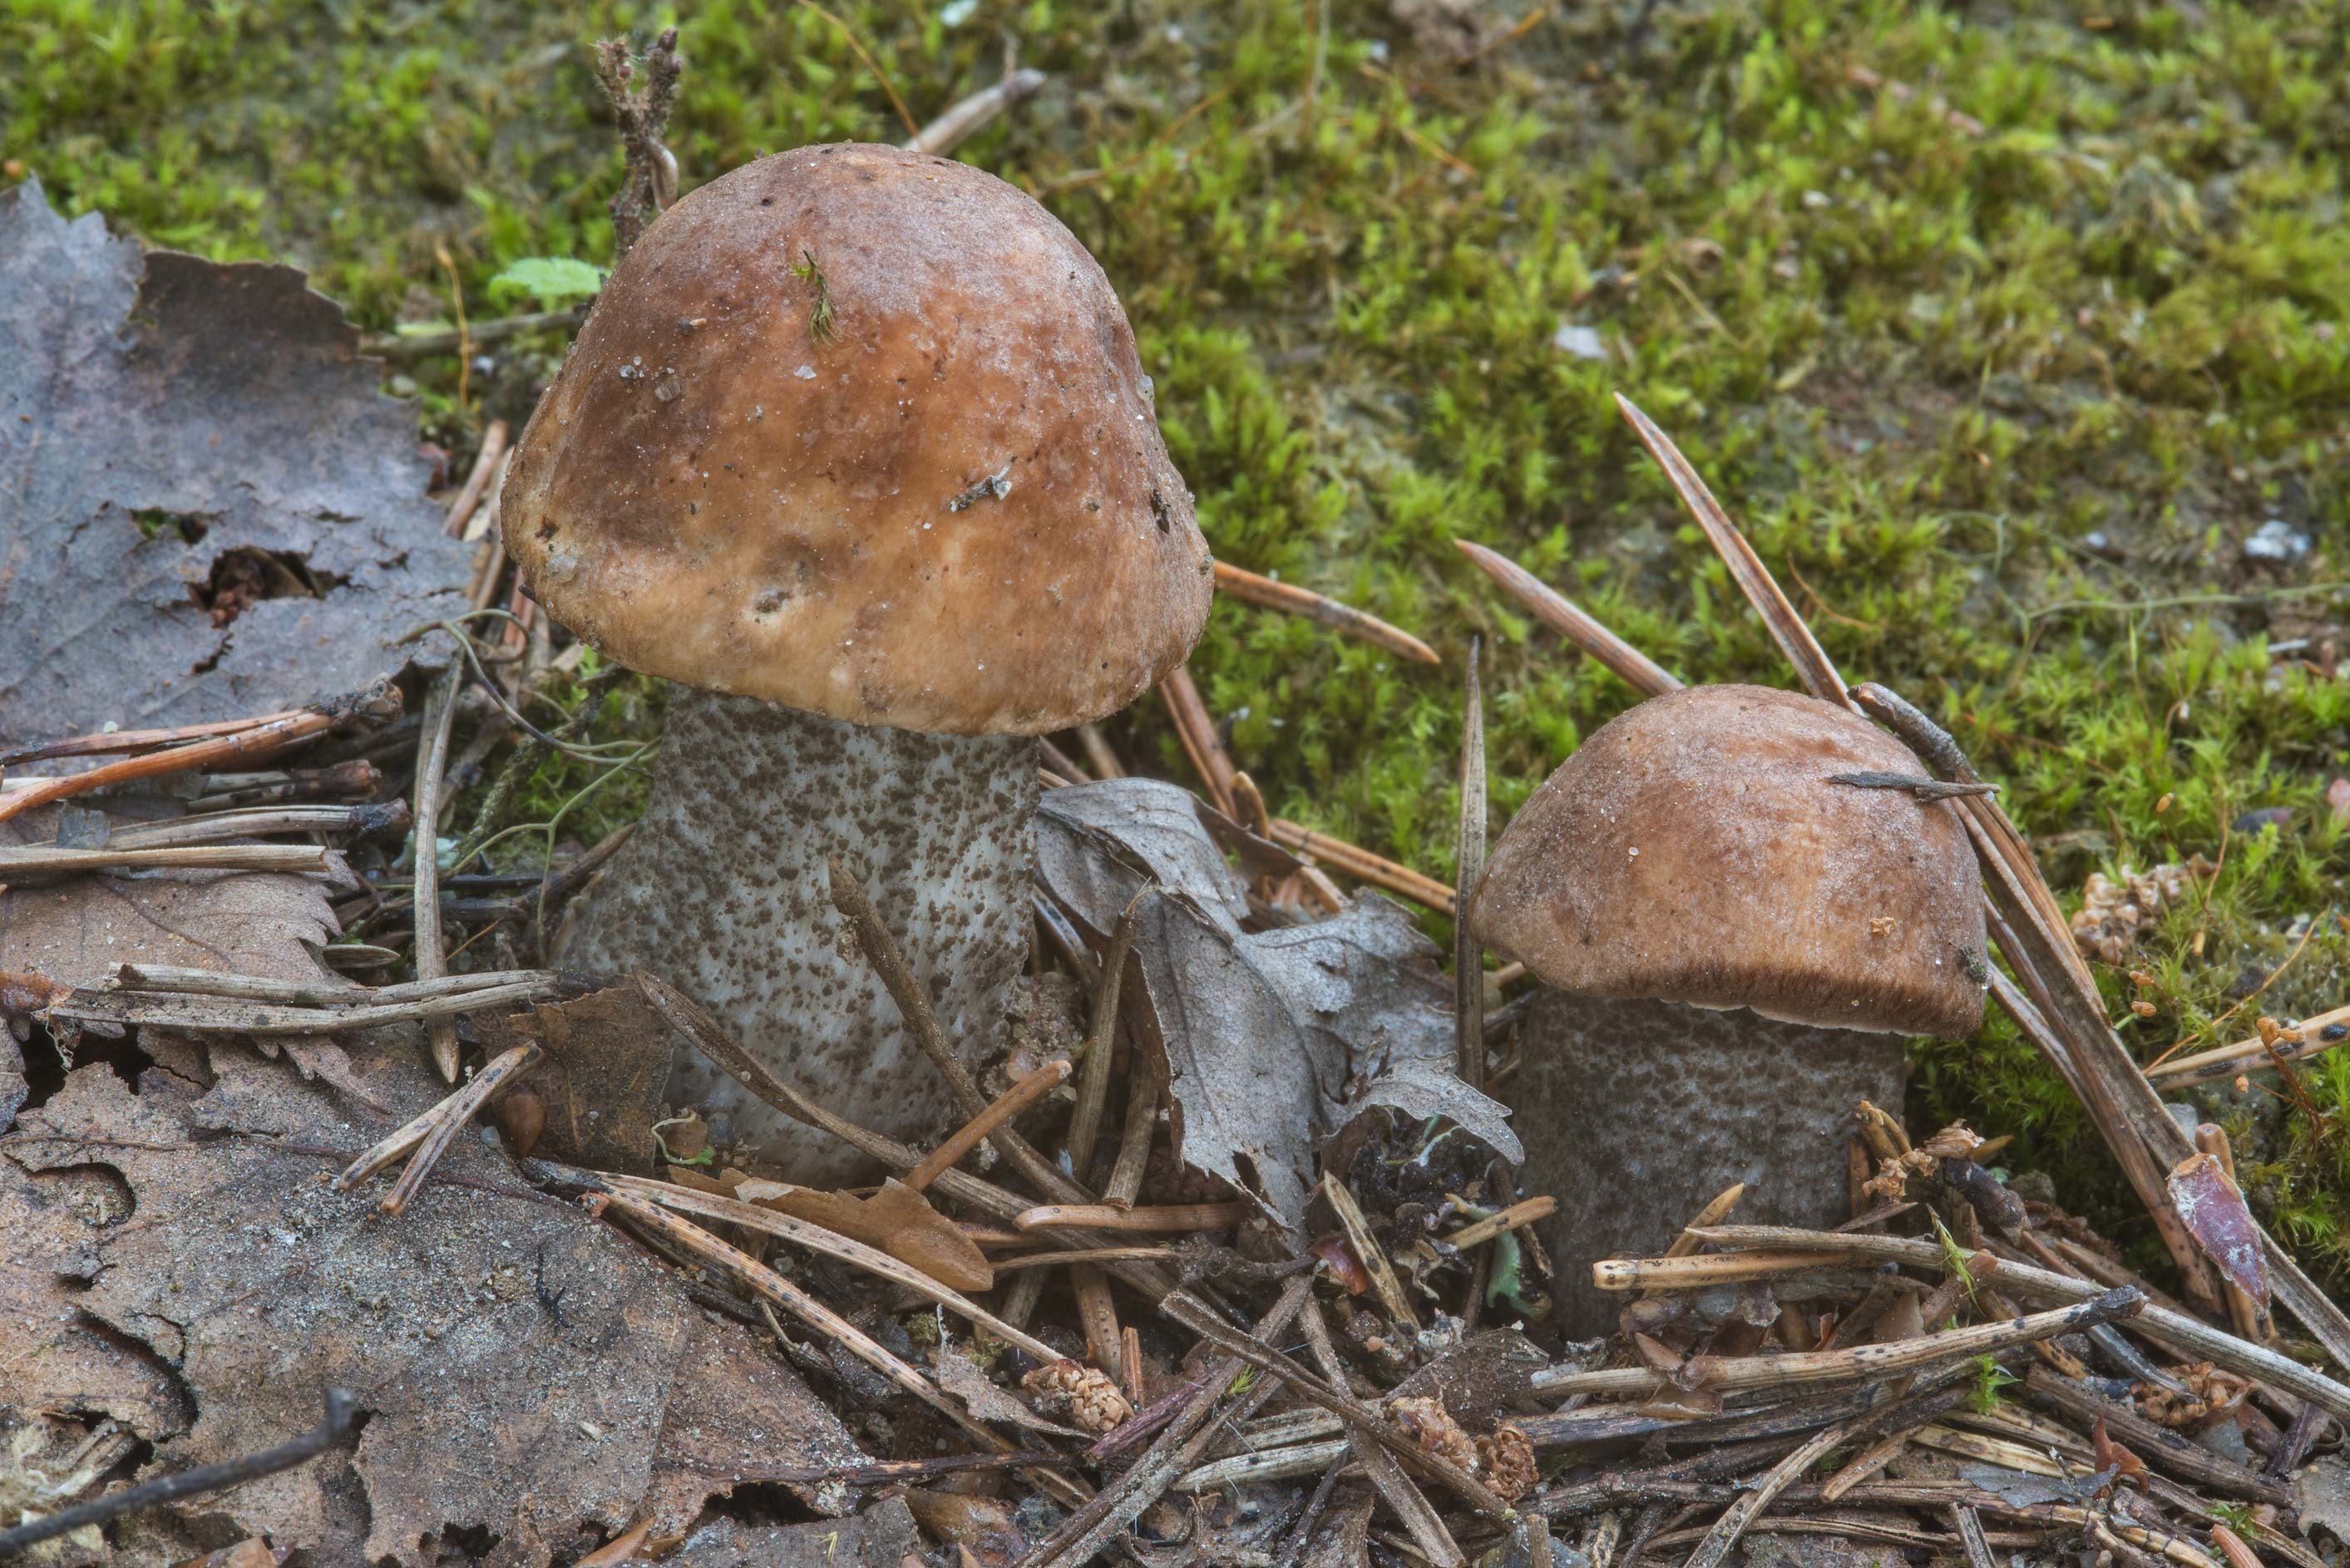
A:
2069 859 2214 964
935 1340 1089 1438
733 1176 994 1293
1038 780 1518 1230
0 180 471 742
2167 1151 2269 1305
667 1497 918 1567
2293 1453 2350 1545
478 983 672 1171
5 1052 863 1566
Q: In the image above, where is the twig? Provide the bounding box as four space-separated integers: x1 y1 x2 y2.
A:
0 844 329 877
590 1187 1016 1452
1067 894 1143 1186
595 1173 1059 1360
903 65 1048 155
363 308 579 363
1266 819 1454 909
106 801 407 847
908 1060 1070 1192
333 1043 540 1214
1160 1290 1514 1521
990 1246 1173 1273
793 0 917 137
1456 638 1488 1093
1074 723 1124 780
2149 1004 2350 1089
1592 1250 1861 1291
411 663 463 1082
55 978 562 1036
1442 1196 1556 1252
1017 1275 1315 1568
1160 664 1238 816
1301 1299 1463 1567
592 27 683 255
1826 770 1999 801
1680 1225 2350 1424
1213 560 1441 664
2023 1369 2288 1502
442 419 509 537
1533 1286 2145 1399
0 1391 361 1557
1454 539 1681 698
823 853 1084 1205
1321 1170 1422 1330
109 964 552 1009
0 709 306 768
1103 1043 1158 1207
0 708 340 828
1015 1202 1250 1234
1072 1262 1124 1386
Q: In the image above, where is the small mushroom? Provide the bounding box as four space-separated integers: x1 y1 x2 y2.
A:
1469 684 1987 1334
502 144 1212 1181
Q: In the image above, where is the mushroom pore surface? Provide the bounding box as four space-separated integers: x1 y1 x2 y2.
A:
1470 683 1987 1038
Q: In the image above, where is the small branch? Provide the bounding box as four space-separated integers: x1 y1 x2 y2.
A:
0 708 340 828
908 1058 1070 1192
109 964 554 1009
106 801 407 848
0 1391 362 1557
990 1246 1174 1273
334 1042 540 1214
1442 1196 1556 1253
1066 893 1143 1186
593 27 683 255
902 65 1047 155
1592 1250 1860 1291
1213 560 1441 665
1301 1299 1463 1568
1454 538 1681 698
442 419 510 537
1826 770 1999 802
1266 819 1454 909
363 308 580 363
1103 1048 1158 1208
56 977 563 1036
1159 1290 1514 1521
1321 1169 1421 1331
411 663 463 1081
0 844 328 878
1015 1202 1250 1234
0 708 305 769
824 853 1084 1204
1159 664 1238 816
1455 637 1488 1095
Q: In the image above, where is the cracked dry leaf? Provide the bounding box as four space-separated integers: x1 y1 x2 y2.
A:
6 1056 862 1567
1039 781 1518 1230
0 180 471 742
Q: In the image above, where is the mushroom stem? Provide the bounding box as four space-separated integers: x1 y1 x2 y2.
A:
1513 989 1907 1337
557 687 1039 1182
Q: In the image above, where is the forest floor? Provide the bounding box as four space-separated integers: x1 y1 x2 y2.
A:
8 0 2348 1283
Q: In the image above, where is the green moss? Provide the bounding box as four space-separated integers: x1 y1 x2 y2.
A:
8 0 2349 1279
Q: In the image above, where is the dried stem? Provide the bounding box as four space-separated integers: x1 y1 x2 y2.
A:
1686 1225 2350 1423
1066 894 1143 1186
1266 818 1454 909
1071 1262 1124 1382
1019 1276 1316 1568
442 419 509 537
1301 1299 1463 1567
1161 1290 1514 1521
903 64 1049 155
907 1059 1070 1192
110 964 551 1008
57 977 562 1036
1213 560 1441 665
1455 637 1488 1093
1593 1250 1861 1291
1454 539 1681 698
1321 1168 1421 1330
409 663 464 1081
0 708 339 827
1015 1202 1250 1234
1103 1048 1158 1207
1159 663 1238 816
2151 1004 2350 1089
598 1173 1059 1359
592 27 683 256
0 843 328 877
1443 1196 1556 1252
106 801 407 848
335 1042 541 1214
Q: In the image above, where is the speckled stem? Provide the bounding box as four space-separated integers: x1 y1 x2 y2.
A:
1509 989 1907 1338
557 687 1038 1183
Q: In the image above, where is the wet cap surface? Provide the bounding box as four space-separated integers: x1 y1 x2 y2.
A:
503 143 1212 735
1469 683 1987 1038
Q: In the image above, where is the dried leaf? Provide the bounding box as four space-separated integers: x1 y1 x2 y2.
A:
2167 1151 2270 1304
669 1498 918 1567
5 1055 862 1566
0 180 471 742
934 1342 1087 1438
481 983 674 1171
2293 1453 2350 1544
733 1176 993 1293
1034 779 1252 939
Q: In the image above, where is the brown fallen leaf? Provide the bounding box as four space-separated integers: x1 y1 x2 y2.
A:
6 1053 863 1566
0 180 471 742
2167 1151 2270 1304
934 1341 1089 1439
733 1176 994 1292
477 982 673 1171
667 1497 917 1567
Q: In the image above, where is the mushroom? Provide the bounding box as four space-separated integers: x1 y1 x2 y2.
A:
1469 683 1987 1334
501 144 1212 1182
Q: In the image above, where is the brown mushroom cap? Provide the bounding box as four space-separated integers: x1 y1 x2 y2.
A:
1469 683 1987 1038
501 143 1212 735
